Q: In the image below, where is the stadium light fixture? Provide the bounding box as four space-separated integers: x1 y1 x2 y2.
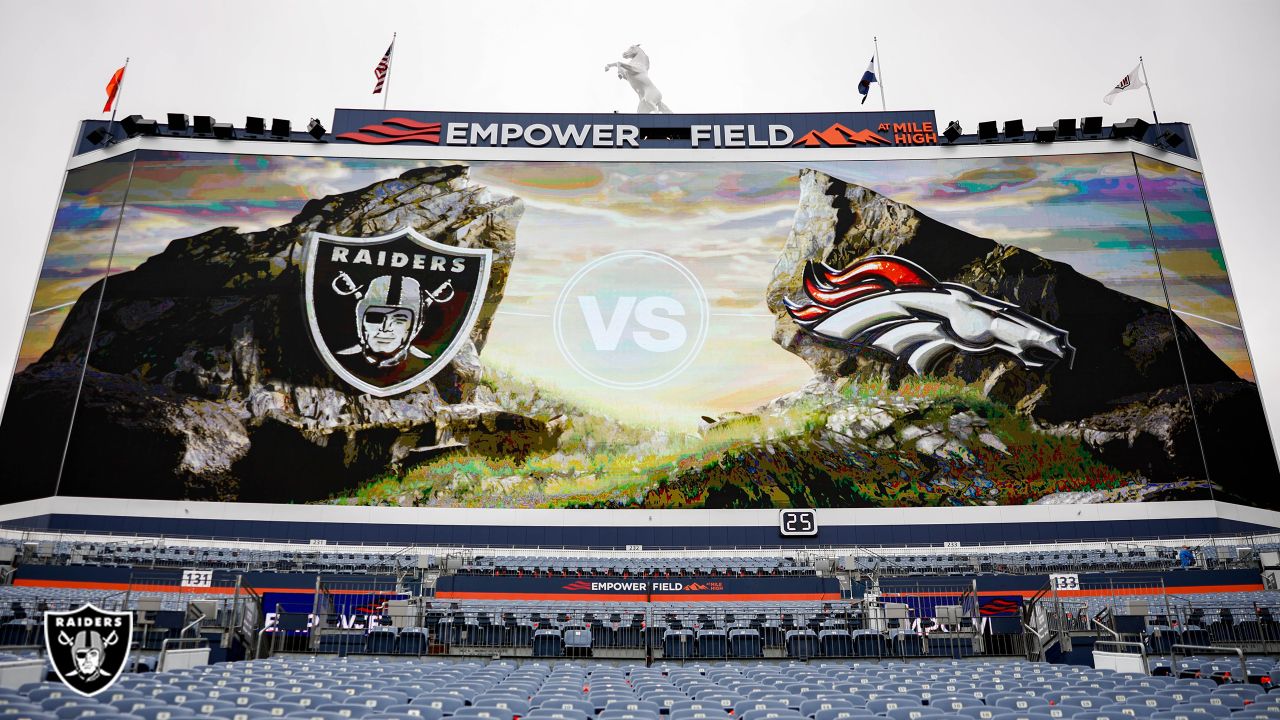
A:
166 113 189 134
1034 126 1056 143
271 118 292 138
121 115 158 137
244 117 266 136
85 127 111 146
1003 119 1024 140
212 123 236 140
1053 118 1077 139
307 118 327 141
943 120 962 143
1158 131 1185 149
1111 117 1150 139
193 115 216 137
977 121 998 142
1080 116 1103 138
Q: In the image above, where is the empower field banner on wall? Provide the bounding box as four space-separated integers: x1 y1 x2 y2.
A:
1 147 1274 509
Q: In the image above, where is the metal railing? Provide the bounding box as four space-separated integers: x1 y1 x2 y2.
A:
1171 643 1249 683
240 574 1044 661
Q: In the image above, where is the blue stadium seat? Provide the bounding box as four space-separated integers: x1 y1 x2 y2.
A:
785 630 818 660
955 707 1004 720
994 698 1049 712
813 710 877 720
885 708 947 720
928 698 983 713
800 699 855 717
527 711 588 720
314 705 372 719
867 697 923 715
851 631 887 658
1168 705 1230 719
729 629 763 658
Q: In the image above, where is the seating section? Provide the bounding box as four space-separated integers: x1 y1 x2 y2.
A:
4 587 1280 658
458 557 811 577
1 657 1278 720
0 540 420 574
4 539 1276 578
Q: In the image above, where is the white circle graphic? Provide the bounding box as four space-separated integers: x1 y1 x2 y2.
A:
553 250 710 390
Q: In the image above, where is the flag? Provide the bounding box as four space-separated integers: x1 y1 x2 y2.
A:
857 56 877 105
372 40 394 94
103 66 126 112
1103 63 1144 105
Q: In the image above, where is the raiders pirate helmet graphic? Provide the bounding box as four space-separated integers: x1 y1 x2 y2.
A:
786 255 1074 375
44 604 132 696
343 274 433 367
304 228 492 396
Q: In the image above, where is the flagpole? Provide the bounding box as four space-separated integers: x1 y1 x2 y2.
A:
1139 55 1160 130
874 36 886 111
383 33 396 111
108 57 129 142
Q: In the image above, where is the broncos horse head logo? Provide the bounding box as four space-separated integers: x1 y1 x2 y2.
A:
785 255 1075 375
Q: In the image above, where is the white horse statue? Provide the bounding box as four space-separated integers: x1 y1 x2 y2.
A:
604 44 672 114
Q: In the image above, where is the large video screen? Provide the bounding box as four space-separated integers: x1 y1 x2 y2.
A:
2 149 1274 509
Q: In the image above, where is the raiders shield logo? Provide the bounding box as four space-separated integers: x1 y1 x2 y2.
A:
44 604 132 697
304 228 493 396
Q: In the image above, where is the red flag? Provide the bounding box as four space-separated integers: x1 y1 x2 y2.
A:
103 66 125 112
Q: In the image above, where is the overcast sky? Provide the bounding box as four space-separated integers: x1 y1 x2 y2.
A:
1 0 1277 457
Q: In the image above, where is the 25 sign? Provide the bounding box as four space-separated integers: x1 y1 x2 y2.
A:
780 509 818 537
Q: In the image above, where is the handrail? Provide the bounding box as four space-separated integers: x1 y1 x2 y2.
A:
1171 643 1249 684
180 612 206 639
1090 615 1120 640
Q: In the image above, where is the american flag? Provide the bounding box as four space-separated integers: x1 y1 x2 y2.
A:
372 39 394 94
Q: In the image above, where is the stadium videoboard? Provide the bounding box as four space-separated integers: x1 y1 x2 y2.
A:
1 118 1275 514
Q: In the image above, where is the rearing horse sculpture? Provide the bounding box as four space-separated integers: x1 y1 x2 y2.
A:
604 44 672 114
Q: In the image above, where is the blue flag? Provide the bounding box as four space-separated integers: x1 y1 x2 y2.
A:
857 56 877 105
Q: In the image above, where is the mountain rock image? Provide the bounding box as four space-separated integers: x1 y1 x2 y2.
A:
0 165 560 503
763 169 1276 501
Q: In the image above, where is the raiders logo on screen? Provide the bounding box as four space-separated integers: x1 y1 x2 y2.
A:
304 228 493 396
44 604 132 697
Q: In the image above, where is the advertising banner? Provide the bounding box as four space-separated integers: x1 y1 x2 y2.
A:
433 574 841 602
331 110 940 150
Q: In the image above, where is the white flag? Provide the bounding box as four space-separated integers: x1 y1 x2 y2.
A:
1103 64 1145 105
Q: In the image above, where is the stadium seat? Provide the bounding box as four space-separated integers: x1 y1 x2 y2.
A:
818 630 852 657
785 630 818 659
664 630 695 659
814 710 878 720
851 630 887 658
729 629 763 658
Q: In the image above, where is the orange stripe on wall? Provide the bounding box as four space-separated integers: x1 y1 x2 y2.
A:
881 584 1264 599
12 579 391 596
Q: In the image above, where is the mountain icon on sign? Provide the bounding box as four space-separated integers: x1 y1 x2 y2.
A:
792 123 891 147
